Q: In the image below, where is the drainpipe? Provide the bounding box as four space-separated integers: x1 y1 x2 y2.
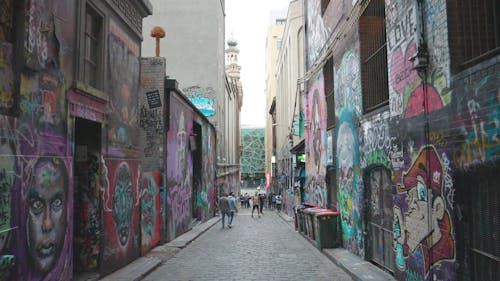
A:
412 0 434 277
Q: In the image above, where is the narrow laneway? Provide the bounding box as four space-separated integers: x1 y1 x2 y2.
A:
142 207 352 281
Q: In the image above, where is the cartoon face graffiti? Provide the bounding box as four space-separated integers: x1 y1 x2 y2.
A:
27 157 68 274
112 162 133 246
395 146 454 275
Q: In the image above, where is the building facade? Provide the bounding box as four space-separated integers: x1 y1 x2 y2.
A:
272 0 305 213
301 0 499 280
0 0 153 279
265 10 286 193
222 38 243 195
141 0 240 194
240 127 266 189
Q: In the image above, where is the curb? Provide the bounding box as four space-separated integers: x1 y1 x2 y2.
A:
99 257 162 281
277 211 395 281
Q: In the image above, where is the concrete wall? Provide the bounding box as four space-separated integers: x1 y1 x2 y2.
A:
142 0 225 127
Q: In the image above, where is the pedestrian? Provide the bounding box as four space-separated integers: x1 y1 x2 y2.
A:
251 192 260 218
271 193 276 209
258 189 266 214
228 192 238 228
276 194 283 213
219 193 230 228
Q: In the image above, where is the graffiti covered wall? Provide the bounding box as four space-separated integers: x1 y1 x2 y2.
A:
0 0 77 280
304 71 327 207
166 94 194 241
100 159 140 275
107 20 140 156
195 117 217 222
140 172 161 255
333 29 364 256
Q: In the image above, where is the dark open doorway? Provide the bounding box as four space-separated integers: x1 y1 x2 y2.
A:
191 122 202 220
73 118 101 278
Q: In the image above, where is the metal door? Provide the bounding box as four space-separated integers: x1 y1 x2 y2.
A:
458 163 500 281
366 166 395 272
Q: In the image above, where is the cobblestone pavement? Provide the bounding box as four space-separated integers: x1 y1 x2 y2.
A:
142 207 353 281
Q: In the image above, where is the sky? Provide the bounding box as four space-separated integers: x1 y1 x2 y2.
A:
225 0 291 128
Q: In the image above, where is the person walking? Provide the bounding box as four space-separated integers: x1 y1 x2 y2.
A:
251 192 260 218
219 193 230 228
228 192 238 228
276 194 283 213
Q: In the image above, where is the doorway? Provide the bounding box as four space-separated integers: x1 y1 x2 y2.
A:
73 118 101 277
365 166 395 273
191 122 202 220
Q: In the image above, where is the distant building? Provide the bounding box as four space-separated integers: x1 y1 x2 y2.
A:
240 127 266 189
142 0 241 194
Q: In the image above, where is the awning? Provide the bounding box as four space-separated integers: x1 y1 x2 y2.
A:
290 139 305 154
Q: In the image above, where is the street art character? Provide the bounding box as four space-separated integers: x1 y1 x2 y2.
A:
394 146 455 279
27 156 67 275
112 162 133 246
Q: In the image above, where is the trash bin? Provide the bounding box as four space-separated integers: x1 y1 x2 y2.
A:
302 207 315 238
304 207 327 241
314 210 340 249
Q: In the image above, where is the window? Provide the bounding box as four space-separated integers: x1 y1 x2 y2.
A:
360 0 389 113
82 4 103 89
448 0 500 71
277 39 283 49
276 19 286 25
324 56 335 129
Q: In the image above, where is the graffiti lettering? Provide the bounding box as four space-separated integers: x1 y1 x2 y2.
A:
139 106 163 133
441 152 454 209
167 184 191 226
387 7 415 51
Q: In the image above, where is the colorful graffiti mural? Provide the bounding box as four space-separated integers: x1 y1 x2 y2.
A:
336 109 364 256
166 97 193 240
140 172 161 255
452 71 500 170
393 145 455 281
334 50 362 116
73 153 100 272
183 86 216 118
100 159 140 275
304 72 327 207
107 20 140 151
387 0 451 119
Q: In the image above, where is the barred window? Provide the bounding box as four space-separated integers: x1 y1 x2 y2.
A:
360 0 389 113
448 0 500 72
324 56 335 129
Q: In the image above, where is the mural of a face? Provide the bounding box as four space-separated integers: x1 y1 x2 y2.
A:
27 157 67 274
338 122 354 179
112 162 133 246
